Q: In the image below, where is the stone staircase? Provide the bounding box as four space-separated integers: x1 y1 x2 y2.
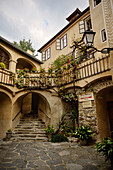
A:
11 113 48 141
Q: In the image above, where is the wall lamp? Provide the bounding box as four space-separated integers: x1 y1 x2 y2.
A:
72 30 113 54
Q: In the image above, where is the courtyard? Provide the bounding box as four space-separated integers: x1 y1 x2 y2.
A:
0 140 110 170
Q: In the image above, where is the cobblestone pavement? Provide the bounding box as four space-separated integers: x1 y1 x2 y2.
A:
0 140 111 170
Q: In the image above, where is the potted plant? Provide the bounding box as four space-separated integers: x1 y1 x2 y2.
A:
40 66 45 73
75 125 93 145
96 137 113 169
23 68 29 73
0 62 6 70
48 67 53 74
31 67 37 73
6 129 12 139
46 124 54 139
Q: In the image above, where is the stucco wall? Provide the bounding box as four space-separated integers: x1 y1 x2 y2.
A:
0 92 12 138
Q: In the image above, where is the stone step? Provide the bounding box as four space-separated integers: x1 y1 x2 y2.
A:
20 119 43 121
11 137 48 141
13 131 47 134
12 133 47 137
12 113 48 141
15 125 45 128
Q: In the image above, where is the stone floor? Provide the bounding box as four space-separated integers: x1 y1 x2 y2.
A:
0 139 111 170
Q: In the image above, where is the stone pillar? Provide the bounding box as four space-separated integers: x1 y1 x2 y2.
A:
9 59 17 73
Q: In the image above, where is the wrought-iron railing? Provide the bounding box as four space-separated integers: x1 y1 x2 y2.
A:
0 55 110 88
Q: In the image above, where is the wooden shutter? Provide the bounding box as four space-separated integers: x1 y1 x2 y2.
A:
79 20 85 33
42 51 46 61
64 34 67 47
56 39 61 50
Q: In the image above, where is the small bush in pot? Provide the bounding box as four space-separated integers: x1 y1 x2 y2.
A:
75 125 93 145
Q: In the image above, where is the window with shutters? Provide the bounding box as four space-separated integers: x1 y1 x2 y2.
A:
94 0 101 7
42 47 51 61
101 29 107 42
56 34 67 50
79 16 92 34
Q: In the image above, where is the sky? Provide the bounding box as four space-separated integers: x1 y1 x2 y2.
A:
0 0 89 60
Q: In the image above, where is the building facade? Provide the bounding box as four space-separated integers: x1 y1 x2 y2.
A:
38 0 113 140
0 0 113 141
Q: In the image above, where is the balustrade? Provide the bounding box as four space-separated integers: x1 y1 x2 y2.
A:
0 55 110 89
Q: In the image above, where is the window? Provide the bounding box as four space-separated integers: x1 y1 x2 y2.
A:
56 34 67 50
79 16 92 34
101 29 107 42
42 47 51 61
94 0 101 7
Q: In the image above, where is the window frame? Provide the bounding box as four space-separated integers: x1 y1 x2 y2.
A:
94 0 101 7
101 29 107 42
79 15 92 34
56 34 67 50
42 47 51 61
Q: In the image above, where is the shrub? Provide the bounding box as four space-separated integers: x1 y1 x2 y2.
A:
46 124 54 134
96 137 113 167
51 134 68 143
75 125 93 140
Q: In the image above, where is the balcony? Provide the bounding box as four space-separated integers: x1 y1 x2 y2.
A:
0 54 110 89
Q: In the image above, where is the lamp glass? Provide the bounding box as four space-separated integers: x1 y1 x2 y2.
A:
83 31 96 46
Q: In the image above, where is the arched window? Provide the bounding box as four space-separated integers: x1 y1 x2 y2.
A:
0 48 9 69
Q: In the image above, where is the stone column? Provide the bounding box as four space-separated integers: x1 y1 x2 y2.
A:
9 59 17 73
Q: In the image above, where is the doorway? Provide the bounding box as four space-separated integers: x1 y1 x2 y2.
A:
32 93 38 114
107 102 113 138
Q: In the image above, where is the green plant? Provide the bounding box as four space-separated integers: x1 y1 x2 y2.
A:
96 137 113 167
0 62 6 69
51 134 68 143
40 66 45 73
46 124 54 134
59 122 74 137
9 71 15 80
32 67 37 72
75 125 93 140
23 68 29 72
48 67 53 74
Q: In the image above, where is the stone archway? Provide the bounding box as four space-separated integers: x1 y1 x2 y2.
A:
0 92 12 138
13 91 52 128
22 92 51 126
96 86 113 140
16 58 35 71
0 47 10 69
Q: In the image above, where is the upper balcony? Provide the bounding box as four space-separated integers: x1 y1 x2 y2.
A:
0 51 111 90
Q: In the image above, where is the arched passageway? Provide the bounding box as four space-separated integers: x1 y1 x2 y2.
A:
0 92 12 138
16 58 34 71
0 48 10 69
13 92 51 129
96 86 113 140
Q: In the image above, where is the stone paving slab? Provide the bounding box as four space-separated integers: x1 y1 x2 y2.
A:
0 140 111 170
